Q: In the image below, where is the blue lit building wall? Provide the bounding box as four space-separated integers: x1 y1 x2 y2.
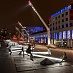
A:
26 26 44 34
50 5 71 18
32 33 48 44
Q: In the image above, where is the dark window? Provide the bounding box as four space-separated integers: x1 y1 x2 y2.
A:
58 21 60 23
66 12 68 15
66 24 68 27
53 27 54 30
50 24 52 26
56 22 57 24
55 17 57 20
50 28 52 31
50 20 52 22
70 23 73 27
56 26 57 30
62 14 64 17
66 18 68 21
59 26 60 29
62 25 64 28
53 23 54 25
62 19 64 22
58 15 60 18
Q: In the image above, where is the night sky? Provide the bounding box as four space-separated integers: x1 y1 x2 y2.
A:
0 0 73 32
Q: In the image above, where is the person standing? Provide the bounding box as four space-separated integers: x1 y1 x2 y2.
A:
60 52 67 64
26 43 33 61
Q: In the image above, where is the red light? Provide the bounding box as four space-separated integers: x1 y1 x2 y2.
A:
28 1 30 5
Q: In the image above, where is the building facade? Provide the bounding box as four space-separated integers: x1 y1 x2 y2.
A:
49 4 73 48
30 31 48 44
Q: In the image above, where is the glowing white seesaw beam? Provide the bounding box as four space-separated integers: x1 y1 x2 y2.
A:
32 52 49 54
33 54 63 61
11 50 63 61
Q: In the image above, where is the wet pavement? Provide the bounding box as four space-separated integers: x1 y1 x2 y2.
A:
0 41 73 73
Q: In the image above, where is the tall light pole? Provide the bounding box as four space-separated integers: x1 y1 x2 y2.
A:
28 0 50 45
15 27 24 40
18 21 30 42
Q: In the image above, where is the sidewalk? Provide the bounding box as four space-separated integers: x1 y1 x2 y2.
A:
0 41 17 73
0 41 73 73
11 51 73 73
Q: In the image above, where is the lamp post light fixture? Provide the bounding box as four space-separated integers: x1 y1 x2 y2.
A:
15 27 24 39
18 21 30 42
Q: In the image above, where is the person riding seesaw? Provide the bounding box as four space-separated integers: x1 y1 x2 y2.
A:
60 52 67 64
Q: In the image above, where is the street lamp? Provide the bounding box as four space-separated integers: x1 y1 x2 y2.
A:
28 0 50 45
15 27 24 39
18 21 30 42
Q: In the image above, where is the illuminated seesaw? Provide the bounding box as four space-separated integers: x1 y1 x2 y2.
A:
5 39 63 62
13 50 63 62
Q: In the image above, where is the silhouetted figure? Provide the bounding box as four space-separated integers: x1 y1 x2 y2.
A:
18 47 24 57
60 52 67 64
26 43 33 61
7 43 12 55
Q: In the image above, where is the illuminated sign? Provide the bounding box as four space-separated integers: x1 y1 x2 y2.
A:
51 5 71 18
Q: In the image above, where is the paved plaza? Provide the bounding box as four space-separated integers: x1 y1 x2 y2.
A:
0 41 73 73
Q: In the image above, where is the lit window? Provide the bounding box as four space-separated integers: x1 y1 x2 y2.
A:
63 31 66 39
67 30 70 39
50 33 52 39
59 32 62 40
72 30 73 39
55 32 58 40
54 33 56 39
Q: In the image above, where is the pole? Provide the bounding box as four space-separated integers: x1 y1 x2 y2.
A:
18 21 30 42
28 1 50 44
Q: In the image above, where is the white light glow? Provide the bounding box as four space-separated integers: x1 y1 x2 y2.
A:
11 50 62 61
18 21 23 27
33 54 63 61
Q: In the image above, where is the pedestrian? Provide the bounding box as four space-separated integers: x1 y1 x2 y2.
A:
26 43 33 61
60 52 67 64
6 43 12 55
18 47 24 57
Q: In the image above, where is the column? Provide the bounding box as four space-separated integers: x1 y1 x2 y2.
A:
62 31 63 47
52 33 54 44
70 30 72 48
67 30 69 48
